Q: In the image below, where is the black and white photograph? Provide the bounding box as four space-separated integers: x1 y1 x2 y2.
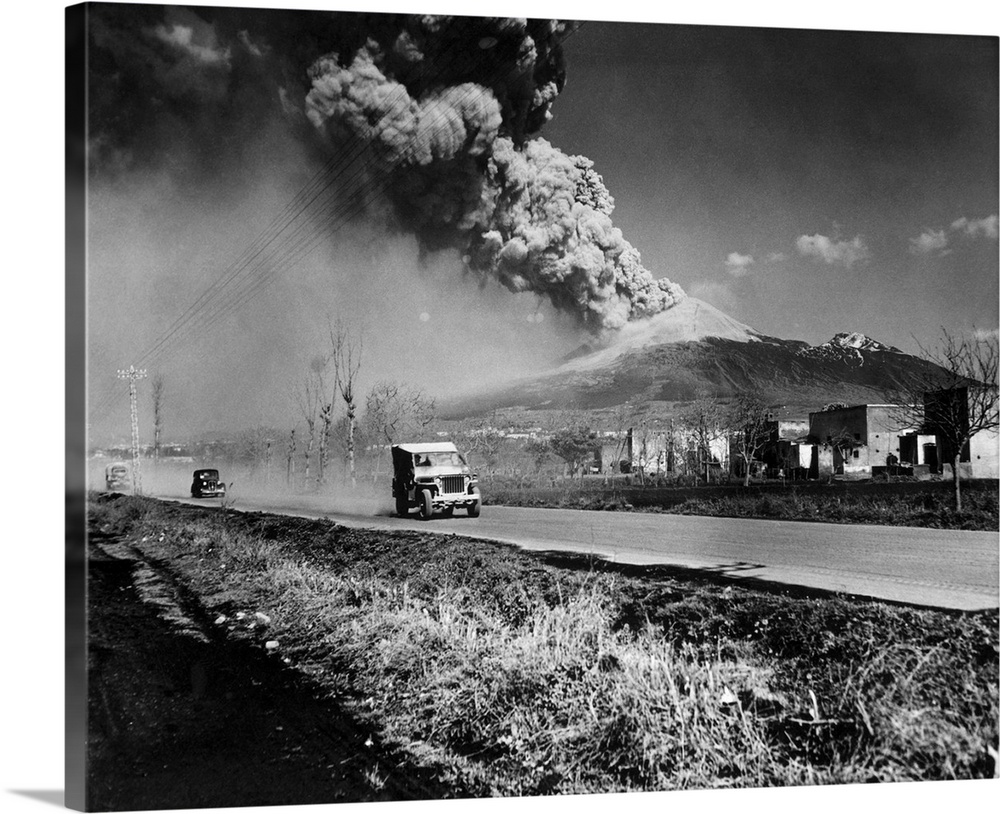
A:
10 1 1000 813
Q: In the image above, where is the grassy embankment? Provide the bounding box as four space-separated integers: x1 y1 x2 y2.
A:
483 478 999 531
90 493 998 795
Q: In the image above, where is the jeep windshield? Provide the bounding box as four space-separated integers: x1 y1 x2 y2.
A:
415 452 467 467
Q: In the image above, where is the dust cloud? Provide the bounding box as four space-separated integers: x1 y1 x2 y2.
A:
94 457 400 519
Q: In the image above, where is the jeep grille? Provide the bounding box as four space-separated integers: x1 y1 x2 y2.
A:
440 475 466 494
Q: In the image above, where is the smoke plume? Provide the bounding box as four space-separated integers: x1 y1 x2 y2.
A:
303 15 684 332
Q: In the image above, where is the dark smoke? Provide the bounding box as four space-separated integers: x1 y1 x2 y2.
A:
303 15 685 332
85 8 685 334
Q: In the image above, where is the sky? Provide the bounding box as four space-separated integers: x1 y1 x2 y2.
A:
543 21 999 350
66 1 1000 449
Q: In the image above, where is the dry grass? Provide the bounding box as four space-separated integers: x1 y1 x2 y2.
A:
89 494 999 794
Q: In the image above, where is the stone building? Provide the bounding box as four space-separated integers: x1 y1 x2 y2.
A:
807 404 922 479
922 385 999 478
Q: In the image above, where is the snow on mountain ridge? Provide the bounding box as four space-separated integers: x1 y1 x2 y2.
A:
556 299 904 376
825 332 902 353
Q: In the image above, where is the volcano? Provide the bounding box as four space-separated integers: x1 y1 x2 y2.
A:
441 297 949 419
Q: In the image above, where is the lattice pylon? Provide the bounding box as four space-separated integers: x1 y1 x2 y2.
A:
117 365 147 494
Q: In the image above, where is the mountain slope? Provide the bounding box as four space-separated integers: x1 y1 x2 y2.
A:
441 298 949 419
559 297 761 370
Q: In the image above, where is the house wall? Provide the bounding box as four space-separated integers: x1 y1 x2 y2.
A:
924 386 999 479
812 445 835 478
809 406 868 477
757 419 811 476
597 439 629 473
809 405 867 445
968 427 1000 478
862 405 919 468
626 427 729 476
899 433 937 466
628 429 672 474
809 404 921 478
775 419 810 441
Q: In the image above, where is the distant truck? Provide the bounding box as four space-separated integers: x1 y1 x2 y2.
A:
105 462 129 491
391 442 480 520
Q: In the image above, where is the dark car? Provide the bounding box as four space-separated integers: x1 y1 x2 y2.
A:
190 468 226 498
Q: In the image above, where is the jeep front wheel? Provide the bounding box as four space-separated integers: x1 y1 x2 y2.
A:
418 489 433 520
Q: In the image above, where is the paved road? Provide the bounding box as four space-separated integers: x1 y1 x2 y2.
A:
165 490 999 612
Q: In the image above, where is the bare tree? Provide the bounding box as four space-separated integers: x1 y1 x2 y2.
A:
302 355 336 488
285 428 296 488
151 374 165 466
264 437 273 486
678 392 725 484
727 389 772 486
331 321 363 488
462 411 506 476
294 366 323 489
318 397 334 486
628 411 672 485
364 380 436 484
914 328 999 512
607 400 644 477
236 425 275 483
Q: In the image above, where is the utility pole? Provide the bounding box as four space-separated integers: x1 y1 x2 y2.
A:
117 365 147 494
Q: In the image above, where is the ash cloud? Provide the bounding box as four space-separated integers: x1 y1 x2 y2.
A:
87 9 683 333
302 15 684 331
84 7 689 442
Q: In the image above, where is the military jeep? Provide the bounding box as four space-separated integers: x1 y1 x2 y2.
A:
391 442 481 520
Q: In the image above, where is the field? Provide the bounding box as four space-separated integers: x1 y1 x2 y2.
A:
85 493 999 806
